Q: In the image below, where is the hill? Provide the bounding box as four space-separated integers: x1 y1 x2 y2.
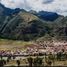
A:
0 3 67 41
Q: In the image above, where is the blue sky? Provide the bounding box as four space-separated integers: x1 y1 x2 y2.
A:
0 0 67 16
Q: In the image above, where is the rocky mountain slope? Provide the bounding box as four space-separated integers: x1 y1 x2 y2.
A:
0 3 67 41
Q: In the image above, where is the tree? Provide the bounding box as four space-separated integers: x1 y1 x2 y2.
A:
27 56 33 67
16 60 20 67
57 52 62 61
0 59 6 67
33 56 44 67
48 53 55 66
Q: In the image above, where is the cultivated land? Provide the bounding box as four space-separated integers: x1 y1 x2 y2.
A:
0 39 32 50
0 39 67 66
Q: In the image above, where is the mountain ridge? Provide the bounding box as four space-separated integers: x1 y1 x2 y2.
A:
0 3 67 41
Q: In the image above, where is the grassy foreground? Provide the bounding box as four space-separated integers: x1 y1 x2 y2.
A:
0 39 32 50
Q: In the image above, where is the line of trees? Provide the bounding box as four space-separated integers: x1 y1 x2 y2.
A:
0 51 67 67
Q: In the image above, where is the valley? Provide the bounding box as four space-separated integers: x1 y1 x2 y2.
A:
0 3 67 66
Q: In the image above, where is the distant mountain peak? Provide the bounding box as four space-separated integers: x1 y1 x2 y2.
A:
0 3 25 16
37 11 59 21
0 3 5 8
0 3 5 14
29 10 37 14
0 3 59 21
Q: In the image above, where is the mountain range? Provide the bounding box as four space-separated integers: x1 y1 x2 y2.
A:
0 3 67 41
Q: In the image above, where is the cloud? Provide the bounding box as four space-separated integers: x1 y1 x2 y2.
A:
0 0 67 16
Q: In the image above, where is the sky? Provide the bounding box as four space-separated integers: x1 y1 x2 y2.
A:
0 0 67 16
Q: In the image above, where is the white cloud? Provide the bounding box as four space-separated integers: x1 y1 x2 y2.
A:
0 0 67 16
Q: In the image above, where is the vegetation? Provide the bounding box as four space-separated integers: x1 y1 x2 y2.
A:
0 54 67 66
27 56 44 67
0 38 32 50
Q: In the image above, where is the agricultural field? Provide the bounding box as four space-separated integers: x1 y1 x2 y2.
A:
0 39 67 66
0 39 32 50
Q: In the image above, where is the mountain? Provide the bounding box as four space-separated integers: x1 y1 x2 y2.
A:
37 11 59 21
0 11 47 41
0 3 67 41
0 3 25 34
0 3 25 16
